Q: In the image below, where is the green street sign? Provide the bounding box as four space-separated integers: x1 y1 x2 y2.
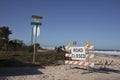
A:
34 19 40 23
31 22 42 25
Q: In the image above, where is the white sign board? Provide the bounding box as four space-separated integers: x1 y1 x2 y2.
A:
33 26 40 37
71 47 86 60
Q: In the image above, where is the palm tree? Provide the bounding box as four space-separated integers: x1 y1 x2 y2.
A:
0 26 12 50
0 26 12 40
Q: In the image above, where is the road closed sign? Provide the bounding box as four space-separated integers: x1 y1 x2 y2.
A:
71 47 86 60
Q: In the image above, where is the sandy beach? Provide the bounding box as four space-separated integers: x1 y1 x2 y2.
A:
0 55 120 80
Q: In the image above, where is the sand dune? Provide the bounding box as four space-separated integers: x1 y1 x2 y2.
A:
0 55 120 80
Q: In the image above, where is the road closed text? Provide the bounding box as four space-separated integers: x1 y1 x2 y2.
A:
71 47 86 60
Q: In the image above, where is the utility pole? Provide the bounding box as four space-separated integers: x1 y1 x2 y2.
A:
31 15 43 63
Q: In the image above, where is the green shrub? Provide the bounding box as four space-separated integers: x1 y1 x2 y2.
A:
0 50 65 67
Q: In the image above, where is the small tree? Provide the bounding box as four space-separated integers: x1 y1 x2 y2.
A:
0 26 12 41
0 26 12 50
55 45 65 53
8 39 25 51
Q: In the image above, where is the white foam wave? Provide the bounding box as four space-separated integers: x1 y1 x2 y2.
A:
89 50 120 56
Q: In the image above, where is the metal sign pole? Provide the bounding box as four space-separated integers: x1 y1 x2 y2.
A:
31 27 33 45
33 37 36 63
31 15 43 63
33 25 38 63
